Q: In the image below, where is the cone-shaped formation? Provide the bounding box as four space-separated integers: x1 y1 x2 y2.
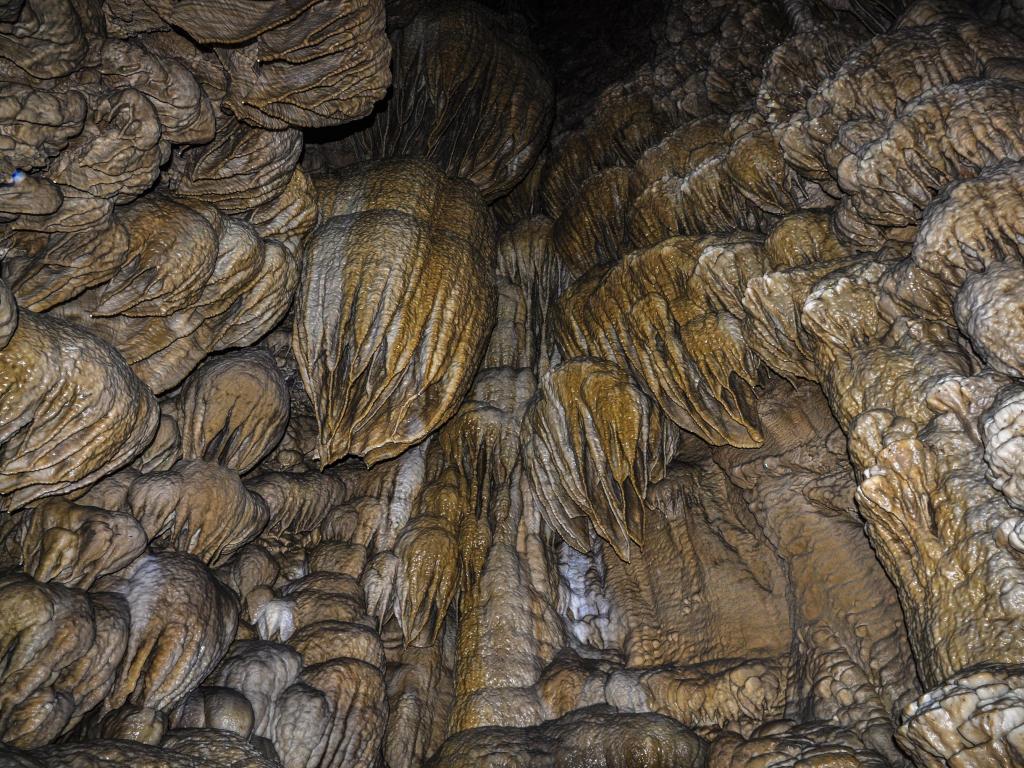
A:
293 158 497 467
524 358 676 561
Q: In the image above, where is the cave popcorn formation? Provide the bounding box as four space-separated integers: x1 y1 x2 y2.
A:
2 0 1024 765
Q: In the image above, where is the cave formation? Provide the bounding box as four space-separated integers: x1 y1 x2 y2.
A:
3 0 1024 765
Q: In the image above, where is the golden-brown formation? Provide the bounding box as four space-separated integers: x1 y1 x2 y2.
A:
294 158 497 467
3 0 1024 766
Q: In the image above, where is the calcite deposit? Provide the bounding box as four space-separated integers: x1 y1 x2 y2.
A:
3 0 1024 766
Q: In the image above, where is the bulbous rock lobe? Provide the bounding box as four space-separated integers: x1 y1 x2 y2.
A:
523 358 677 561
9 497 147 589
554 236 764 448
323 1 553 201
95 551 239 715
126 459 270 566
176 349 290 474
0 279 158 510
50 195 297 394
0 572 129 748
294 158 496 467
104 0 391 130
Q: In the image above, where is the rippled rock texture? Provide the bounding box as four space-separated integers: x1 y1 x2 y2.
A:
3 0 1024 766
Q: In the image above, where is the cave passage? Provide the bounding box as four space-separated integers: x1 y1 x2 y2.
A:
3 0 1024 767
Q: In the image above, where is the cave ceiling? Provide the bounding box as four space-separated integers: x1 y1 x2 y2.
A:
2 0 1024 766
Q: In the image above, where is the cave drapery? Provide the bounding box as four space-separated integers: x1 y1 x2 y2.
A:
3 0 1024 765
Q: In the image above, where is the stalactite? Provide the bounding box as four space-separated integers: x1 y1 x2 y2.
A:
5 0 1024 766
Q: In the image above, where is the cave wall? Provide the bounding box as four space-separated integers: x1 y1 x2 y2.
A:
3 0 1024 766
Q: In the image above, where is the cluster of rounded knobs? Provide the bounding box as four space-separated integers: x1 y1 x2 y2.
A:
2 0 1024 765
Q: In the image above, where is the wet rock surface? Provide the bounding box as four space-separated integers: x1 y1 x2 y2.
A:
4 0 1024 766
